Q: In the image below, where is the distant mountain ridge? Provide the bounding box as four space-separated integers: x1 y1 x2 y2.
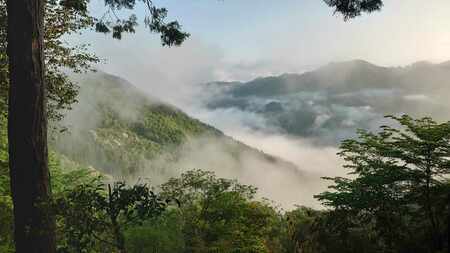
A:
204 60 450 145
213 60 450 96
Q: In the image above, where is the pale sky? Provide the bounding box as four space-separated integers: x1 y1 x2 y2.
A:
156 0 450 66
75 0 450 95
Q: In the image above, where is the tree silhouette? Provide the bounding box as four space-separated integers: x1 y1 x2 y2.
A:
324 0 383 20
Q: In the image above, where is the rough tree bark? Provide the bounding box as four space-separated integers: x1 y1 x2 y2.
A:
6 0 55 252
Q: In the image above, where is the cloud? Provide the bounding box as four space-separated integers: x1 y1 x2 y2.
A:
172 105 346 208
133 133 342 209
403 94 429 101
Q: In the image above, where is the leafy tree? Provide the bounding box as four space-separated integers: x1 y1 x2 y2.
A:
323 0 384 20
160 169 281 253
124 209 186 253
286 206 322 252
294 209 380 253
316 115 450 252
54 181 169 253
5 0 187 251
0 0 99 122
91 0 189 44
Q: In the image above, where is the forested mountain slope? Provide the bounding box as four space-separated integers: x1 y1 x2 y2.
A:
51 72 302 188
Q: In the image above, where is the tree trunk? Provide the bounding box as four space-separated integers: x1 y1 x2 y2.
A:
6 0 55 252
112 219 127 253
107 184 127 253
447 192 449 251
424 165 442 251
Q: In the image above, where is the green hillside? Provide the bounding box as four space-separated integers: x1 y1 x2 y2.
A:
51 72 300 181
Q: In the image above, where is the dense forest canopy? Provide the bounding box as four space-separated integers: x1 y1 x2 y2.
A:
1 114 448 252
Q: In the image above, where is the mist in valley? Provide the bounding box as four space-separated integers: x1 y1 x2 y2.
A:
53 72 341 209
55 55 450 210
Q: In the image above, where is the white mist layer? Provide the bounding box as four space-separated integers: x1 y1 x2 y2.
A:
137 135 341 209
170 106 346 209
